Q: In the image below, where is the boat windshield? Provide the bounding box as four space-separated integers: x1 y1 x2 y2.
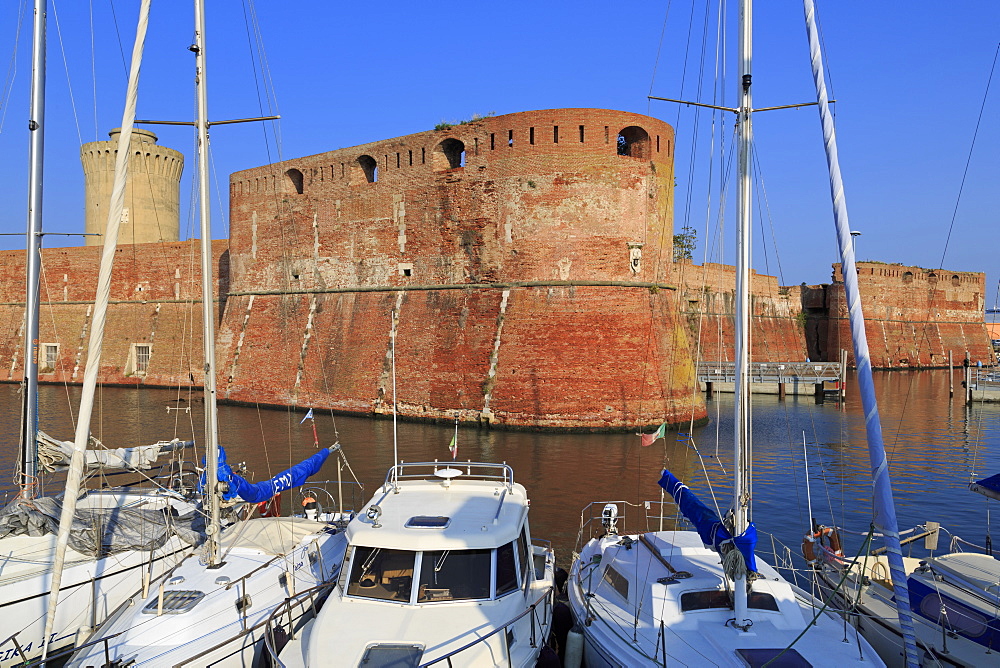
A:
417 548 491 602
346 547 416 602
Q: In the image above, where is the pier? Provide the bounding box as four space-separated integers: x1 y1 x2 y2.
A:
698 360 846 398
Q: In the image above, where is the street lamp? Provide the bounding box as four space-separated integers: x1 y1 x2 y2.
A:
850 230 861 257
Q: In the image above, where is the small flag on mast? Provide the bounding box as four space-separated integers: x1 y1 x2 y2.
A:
448 433 458 459
300 408 314 424
640 422 666 447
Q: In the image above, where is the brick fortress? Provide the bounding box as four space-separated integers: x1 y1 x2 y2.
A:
0 109 991 430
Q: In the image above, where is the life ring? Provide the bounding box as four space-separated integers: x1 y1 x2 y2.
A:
802 526 843 563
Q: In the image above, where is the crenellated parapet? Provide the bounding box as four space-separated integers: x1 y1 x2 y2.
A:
81 128 184 246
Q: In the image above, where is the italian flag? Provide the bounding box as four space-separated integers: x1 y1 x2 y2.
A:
641 423 666 447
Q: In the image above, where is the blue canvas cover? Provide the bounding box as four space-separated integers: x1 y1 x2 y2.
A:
658 468 758 572
971 473 1000 502
202 446 331 504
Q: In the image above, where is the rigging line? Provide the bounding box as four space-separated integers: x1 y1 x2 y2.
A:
750 147 785 286
106 0 128 79
49 0 83 145
89 0 96 140
938 41 999 270
646 0 675 114
679 1 715 236
0 0 27 135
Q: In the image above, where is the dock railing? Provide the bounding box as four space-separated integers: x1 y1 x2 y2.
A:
697 361 842 384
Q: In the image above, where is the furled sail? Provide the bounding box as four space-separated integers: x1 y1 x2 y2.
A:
36 431 194 472
658 468 757 572
970 473 1000 502
206 446 333 504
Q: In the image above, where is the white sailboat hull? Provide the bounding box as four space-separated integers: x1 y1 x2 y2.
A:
0 491 197 665
568 530 885 667
67 517 348 668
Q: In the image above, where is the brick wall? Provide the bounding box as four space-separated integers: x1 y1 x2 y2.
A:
825 263 991 367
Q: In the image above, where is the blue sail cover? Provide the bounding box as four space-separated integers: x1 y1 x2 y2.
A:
971 473 1000 502
202 446 331 504
658 469 758 572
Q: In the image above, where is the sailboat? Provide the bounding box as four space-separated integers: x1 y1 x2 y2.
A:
65 1 351 665
811 477 1000 666
566 1 886 665
0 4 203 665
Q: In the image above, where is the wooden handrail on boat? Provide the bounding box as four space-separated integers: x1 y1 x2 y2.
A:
639 533 691 579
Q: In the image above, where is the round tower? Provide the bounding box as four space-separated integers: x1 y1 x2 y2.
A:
80 128 184 245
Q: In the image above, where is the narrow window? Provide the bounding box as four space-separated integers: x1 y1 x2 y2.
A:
474 137 479 156
396 152 401 168
136 345 150 373
579 125 585 142
408 150 413 166
529 127 535 145
341 163 345 178
604 126 609 143
490 133 495 150
384 155 389 171
657 135 660 152
43 344 58 372
508 130 514 147
553 126 559 143
667 139 672 156
422 147 426 164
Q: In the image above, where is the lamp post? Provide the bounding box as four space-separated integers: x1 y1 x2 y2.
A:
850 230 861 257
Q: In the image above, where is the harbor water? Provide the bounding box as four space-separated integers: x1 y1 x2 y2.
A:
1 369 997 566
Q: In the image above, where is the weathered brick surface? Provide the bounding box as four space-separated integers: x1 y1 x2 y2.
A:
0 240 225 386
1 110 991 431
671 261 809 363
825 263 991 367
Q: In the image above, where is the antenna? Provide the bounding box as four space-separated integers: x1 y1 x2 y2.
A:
391 310 399 490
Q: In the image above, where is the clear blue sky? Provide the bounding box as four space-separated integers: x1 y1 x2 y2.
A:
1 1 997 306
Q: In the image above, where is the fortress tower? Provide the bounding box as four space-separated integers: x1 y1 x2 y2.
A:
80 128 184 245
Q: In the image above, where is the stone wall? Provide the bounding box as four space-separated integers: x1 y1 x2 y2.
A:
824 263 991 367
222 108 704 429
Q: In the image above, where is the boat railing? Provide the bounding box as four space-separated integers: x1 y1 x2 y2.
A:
418 586 554 667
383 461 515 491
576 500 690 546
261 581 554 667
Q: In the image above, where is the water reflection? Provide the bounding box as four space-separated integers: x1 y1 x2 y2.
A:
1 368 998 565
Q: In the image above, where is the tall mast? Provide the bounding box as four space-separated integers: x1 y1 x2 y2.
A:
732 0 753 629
193 0 222 565
801 1 919 664
20 0 47 499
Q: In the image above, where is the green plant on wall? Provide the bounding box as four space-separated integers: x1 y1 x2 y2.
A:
673 225 697 261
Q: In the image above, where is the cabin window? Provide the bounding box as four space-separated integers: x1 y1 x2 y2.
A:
346 547 414 602
516 527 530 586
601 566 629 601
142 590 205 614
680 590 779 611
919 592 989 637
496 542 519 596
417 549 491 602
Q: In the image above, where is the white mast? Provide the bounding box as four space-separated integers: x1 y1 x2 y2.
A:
20 0 46 499
193 0 222 565
732 0 753 629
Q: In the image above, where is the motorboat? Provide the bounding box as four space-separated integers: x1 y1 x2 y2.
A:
271 461 556 667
